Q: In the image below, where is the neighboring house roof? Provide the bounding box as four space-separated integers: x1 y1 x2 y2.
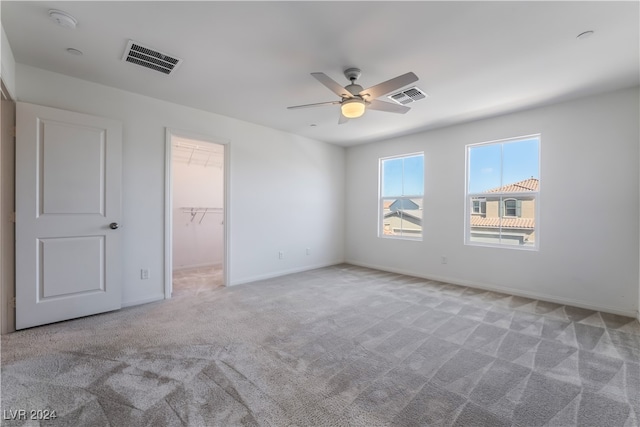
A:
389 199 420 211
384 209 423 222
470 216 535 229
487 178 539 193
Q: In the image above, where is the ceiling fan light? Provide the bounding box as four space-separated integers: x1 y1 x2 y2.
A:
341 98 365 118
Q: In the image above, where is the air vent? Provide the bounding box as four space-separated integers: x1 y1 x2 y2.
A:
388 86 428 105
122 40 183 75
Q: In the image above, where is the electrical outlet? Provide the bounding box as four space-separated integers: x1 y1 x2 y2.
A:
306 248 311 256
141 269 150 279
278 251 284 260
441 256 448 265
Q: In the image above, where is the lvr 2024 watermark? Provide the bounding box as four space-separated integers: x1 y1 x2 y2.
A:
3 409 58 421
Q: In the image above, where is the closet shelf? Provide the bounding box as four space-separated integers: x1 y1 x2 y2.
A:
173 142 223 168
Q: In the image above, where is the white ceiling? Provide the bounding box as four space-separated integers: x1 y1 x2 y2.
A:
2 1 638 147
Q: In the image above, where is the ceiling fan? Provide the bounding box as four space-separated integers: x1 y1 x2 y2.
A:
287 68 419 124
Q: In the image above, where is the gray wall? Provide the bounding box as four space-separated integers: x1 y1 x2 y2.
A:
345 87 640 316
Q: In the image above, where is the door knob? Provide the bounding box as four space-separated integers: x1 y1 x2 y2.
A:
109 222 119 230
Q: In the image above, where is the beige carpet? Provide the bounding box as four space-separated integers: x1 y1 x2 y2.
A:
2 264 639 426
172 265 224 296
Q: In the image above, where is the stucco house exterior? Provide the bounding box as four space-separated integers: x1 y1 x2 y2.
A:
381 178 538 243
469 178 538 246
383 199 423 237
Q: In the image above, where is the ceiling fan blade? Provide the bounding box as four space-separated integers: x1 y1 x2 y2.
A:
367 99 411 114
311 72 353 99
338 112 349 124
287 101 340 110
360 72 418 99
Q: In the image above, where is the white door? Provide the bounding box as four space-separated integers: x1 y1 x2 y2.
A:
16 103 122 330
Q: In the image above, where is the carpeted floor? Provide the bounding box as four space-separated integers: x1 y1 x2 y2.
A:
1 264 639 426
172 265 224 296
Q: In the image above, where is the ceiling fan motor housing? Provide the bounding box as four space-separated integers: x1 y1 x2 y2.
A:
344 84 364 98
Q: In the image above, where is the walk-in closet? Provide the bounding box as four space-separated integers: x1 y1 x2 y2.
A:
171 137 225 294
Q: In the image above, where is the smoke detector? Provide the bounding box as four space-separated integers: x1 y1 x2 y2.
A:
49 10 77 29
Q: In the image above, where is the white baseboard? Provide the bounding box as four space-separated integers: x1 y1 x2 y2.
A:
345 259 638 318
230 260 344 286
173 262 223 271
121 294 165 308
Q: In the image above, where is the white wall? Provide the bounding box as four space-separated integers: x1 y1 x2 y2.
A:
16 64 345 306
0 24 16 99
13 64 639 318
346 87 640 317
172 145 224 270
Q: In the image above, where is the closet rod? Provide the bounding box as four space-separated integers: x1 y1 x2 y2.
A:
181 207 223 224
180 207 223 212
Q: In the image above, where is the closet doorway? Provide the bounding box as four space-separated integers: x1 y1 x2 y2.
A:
165 130 228 297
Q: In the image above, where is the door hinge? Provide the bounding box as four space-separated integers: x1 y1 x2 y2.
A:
11 126 16 138
11 212 16 223
11 297 16 309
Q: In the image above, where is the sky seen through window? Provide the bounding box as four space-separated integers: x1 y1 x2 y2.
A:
468 137 539 193
382 154 424 197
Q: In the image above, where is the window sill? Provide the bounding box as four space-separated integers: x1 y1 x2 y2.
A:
379 235 423 242
465 241 538 251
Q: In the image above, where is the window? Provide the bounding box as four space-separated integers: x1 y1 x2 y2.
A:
504 199 517 217
466 135 539 249
379 153 424 239
472 198 486 214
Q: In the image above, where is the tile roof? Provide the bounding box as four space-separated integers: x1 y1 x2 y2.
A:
384 210 423 221
470 216 535 229
389 199 420 211
383 199 424 209
486 178 539 193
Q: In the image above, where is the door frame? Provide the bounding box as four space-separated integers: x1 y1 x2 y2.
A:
164 128 230 298
1 79 16 334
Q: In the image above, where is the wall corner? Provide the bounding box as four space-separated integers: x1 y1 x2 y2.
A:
1 24 17 99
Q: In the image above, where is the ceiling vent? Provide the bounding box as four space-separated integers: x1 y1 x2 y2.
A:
122 40 183 75
388 86 428 105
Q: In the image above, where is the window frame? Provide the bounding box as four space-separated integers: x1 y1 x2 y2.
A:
464 134 540 250
378 152 425 241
